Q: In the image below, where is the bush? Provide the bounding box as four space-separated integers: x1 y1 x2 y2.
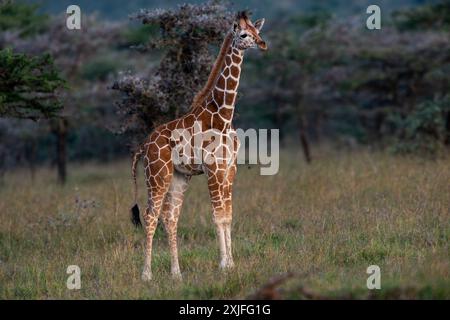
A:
390 97 449 155
81 58 119 81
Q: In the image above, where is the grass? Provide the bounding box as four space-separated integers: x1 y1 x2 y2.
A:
0 148 449 299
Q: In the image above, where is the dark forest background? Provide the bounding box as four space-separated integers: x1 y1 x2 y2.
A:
1 0 449 183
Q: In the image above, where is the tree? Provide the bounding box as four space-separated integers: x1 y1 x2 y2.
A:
0 48 64 119
393 0 450 31
0 1 65 180
0 0 48 37
0 1 64 120
0 47 64 182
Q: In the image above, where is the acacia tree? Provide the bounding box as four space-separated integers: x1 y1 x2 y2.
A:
0 1 65 179
0 1 63 119
392 0 450 31
0 49 64 119
0 49 65 180
113 1 233 147
0 0 48 37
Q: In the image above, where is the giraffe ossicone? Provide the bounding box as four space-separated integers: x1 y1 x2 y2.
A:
131 11 267 281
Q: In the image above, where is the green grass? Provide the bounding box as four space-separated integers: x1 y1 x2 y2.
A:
0 148 449 299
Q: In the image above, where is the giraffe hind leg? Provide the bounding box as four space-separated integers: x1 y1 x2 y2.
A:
141 141 173 281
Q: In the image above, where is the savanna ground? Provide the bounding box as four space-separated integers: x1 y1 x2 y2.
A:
0 148 449 299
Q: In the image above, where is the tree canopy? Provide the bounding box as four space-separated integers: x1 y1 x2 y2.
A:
0 48 64 120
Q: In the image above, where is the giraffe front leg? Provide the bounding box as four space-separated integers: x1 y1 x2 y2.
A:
223 164 237 269
213 210 233 270
214 216 229 270
207 164 235 271
223 220 234 269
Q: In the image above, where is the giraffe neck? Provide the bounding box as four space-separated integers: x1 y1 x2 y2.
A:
208 42 243 124
193 35 244 130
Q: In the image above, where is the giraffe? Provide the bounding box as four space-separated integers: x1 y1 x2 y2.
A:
131 11 267 281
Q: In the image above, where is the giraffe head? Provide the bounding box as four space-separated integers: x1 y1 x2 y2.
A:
232 11 267 51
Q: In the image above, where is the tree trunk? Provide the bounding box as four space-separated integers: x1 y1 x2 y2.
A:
296 99 311 163
25 140 36 182
445 110 450 145
274 104 285 147
52 118 68 184
298 114 311 164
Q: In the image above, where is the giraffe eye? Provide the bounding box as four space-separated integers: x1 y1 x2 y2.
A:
240 33 248 39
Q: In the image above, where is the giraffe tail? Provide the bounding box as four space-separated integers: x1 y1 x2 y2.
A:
131 145 144 228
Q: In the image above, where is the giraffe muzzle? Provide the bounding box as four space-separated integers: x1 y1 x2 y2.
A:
257 40 268 51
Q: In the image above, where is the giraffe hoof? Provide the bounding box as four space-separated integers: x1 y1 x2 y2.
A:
171 272 183 281
220 262 235 271
141 270 153 281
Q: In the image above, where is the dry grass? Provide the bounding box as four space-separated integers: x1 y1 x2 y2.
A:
0 148 449 299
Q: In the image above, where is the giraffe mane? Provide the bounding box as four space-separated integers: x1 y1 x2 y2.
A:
190 32 233 111
236 10 251 21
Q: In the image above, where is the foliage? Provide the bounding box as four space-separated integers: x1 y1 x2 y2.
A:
0 48 65 119
120 24 159 48
390 97 450 155
393 0 450 31
273 13 450 154
0 0 49 37
81 58 120 82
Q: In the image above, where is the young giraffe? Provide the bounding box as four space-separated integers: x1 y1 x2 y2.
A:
131 12 267 281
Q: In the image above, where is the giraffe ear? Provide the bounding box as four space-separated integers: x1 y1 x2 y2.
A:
253 18 265 32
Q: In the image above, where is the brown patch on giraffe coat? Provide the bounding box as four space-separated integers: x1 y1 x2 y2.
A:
159 127 171 139
232 55 242 64
226 77 238 89
230 65 240 78
199 115 212 130
155 136 169 148
166 121 177 131
211 113 226 129
208 100 219 113
182 114 195 128
216 75 226 90
213 90 224 106
225 92 236 105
